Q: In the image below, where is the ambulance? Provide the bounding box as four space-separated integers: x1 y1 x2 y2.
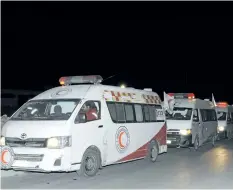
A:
164 93 218 150
216 102 233 140
0 75 167 177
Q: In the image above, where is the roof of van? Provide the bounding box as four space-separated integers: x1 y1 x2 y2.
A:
31 84 161 103
172 98 215 109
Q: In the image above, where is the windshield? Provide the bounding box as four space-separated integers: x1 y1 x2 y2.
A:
11 99 80 121
166 107 193 120
217 111 226 121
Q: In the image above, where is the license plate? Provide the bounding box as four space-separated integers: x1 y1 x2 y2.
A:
167 140 171 144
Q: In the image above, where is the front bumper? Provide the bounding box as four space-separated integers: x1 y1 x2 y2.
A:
167 133 191 147
7 147 79 172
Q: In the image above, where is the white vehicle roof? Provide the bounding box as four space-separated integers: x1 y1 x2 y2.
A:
172 98 215 109
31 84 162 105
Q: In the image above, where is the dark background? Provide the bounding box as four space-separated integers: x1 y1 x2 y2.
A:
2 1 233 104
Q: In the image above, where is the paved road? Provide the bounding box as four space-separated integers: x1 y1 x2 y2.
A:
1 139 233 189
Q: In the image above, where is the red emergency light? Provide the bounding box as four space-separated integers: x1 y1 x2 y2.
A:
59 75 103 86
216 102 228 108
168 93 195 99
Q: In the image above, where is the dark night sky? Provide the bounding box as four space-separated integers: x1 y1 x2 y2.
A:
1 2 233 103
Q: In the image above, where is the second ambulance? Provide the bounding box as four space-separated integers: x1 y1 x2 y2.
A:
164 93 218 150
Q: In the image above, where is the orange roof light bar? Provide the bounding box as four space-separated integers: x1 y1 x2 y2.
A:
216 102 228 108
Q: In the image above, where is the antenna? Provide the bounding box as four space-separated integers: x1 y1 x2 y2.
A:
102 73 122 83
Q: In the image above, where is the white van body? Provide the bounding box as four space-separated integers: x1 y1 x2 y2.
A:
164 93 218 148
216 103 233 139
1 76 166 173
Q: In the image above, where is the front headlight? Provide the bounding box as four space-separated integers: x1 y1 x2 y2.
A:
47 136 72 149
180 129 191 136
0 136 5 146
218 126 225 132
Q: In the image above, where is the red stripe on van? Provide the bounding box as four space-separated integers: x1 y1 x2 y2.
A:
117 124 167 162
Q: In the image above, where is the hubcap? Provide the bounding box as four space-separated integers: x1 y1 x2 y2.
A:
151 146 157 159
85 156 96 172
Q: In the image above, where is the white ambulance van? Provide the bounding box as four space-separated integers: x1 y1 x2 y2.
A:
0 75 167 177
164 93 218 150
216 102 233 140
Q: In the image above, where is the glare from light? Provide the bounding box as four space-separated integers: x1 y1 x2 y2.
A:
120 84 126 88
218 126 224 132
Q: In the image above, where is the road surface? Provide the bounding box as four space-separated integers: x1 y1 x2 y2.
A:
1 139 233 189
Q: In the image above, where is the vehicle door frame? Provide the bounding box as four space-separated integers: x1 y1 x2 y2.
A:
191 108 200 144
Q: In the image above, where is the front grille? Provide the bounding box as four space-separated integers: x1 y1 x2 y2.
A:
167 131 179 135
6 137 47 148
14 154 44 162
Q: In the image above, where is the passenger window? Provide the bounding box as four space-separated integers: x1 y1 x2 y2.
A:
193 109 199 122
115 103 126 122
212 110 217 121
75 101 100 123
107 103 117 122
134 104 144 122
124 104 135 122
149 105 156 122
200 109 207 122
143 105 150 122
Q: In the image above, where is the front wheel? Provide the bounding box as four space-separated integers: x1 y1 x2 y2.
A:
194 136 199 151
212 135 216 147
77 148 101 177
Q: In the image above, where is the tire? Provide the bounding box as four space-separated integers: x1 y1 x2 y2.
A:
77 148 101 177
224 131 228 139
194 136 199 151
147 141 159 162
212 134 215 147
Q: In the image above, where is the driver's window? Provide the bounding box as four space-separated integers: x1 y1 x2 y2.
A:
75 101 101 124
193 109 199 122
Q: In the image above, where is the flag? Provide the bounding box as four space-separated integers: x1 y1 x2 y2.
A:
212 93 217 107
163 91 175 112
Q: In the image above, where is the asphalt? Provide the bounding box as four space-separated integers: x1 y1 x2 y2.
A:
1 138 233 189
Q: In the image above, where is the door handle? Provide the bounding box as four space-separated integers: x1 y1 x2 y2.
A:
98 125 103 128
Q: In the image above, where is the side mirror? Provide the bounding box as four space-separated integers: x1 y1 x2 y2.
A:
193 116 198 122
75 113 86 123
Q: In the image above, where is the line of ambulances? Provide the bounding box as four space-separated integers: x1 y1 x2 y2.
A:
0 75 232 177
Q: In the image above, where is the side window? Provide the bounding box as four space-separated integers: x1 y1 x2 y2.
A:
200 109 207 122
193 109 199 122
115 103 126 123
107 102 117 122
143 105 150 122
124 104 135 122
134 104 144 122
75 101 100 123
148 105 156 122
212 110 217 121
